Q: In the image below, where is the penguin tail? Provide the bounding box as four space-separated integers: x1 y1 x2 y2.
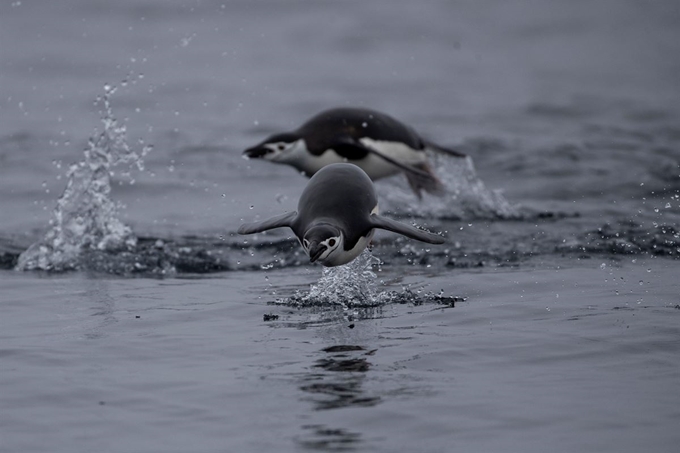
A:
404 162 446 199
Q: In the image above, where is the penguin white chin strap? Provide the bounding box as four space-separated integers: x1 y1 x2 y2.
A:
303 234 343 263
318 235 342 260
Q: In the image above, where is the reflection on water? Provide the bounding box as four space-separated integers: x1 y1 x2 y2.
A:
300 346 380 410
296 424 363 451
296 345 379 451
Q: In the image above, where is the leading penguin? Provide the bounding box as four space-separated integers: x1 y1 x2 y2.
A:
238 163 445 267
242 107 466 199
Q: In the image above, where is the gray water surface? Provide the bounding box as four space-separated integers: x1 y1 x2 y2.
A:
1 1 679 452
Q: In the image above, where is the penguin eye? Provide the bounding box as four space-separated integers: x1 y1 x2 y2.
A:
328 238 336 247
276 143 287 151
303 239 310 249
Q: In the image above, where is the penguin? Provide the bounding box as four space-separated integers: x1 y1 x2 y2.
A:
238 163 445 267
242 107 466 199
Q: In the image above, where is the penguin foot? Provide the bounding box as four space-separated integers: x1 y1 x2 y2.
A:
404 162 446 199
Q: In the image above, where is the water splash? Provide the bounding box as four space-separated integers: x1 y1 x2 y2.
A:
285 250 383 308
378 154 519 219
16 84 152 271
279 250 463 310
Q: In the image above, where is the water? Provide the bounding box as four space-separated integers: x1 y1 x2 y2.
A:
1 1 680 452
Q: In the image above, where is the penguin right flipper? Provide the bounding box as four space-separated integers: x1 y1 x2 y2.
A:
424 141 467 158
369 214 445 244
333 139 446 199
331 139 433 180
238 211 297 235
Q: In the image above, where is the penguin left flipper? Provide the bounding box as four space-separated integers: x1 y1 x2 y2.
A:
369 214 445 244
238 211 297 235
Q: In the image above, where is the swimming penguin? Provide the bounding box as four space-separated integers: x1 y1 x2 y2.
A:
242 107 466 199
238 163 445 267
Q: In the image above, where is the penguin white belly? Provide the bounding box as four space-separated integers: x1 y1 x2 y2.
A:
303 150 347 174
283 138 427 180
325 229 375 266
283 143 344 175
322 204 379 267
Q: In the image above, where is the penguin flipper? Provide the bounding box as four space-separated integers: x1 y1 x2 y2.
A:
369 214 445 244
424 140 467 158
332 139 432 180
238 211 297 235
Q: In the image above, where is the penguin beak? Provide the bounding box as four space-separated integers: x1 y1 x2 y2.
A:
242 145 269 159
308 242 326 263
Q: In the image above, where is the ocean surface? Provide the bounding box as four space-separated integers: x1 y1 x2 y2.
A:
1 1 679 452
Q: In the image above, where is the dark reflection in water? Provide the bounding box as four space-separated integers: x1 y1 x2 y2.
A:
297 424 363 451
300 345 380 411
295 345 380 451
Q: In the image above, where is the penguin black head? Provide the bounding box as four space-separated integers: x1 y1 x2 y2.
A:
301 224 343 265
242 132 305 162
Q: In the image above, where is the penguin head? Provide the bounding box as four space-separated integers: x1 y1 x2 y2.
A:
301 224 343 265
243 133 306 163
